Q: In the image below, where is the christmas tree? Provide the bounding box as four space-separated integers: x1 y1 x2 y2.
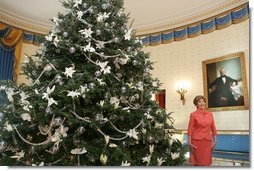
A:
0 0 186 166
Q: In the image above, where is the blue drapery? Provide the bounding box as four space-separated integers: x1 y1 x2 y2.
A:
141 4 249 46
0 44 15 80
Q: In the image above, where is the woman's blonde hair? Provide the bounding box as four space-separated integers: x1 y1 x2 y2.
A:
193 95 206 106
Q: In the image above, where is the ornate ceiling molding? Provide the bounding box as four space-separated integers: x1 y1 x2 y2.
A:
0 8 51 34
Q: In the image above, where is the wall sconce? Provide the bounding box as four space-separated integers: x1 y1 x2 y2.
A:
176 81 188 105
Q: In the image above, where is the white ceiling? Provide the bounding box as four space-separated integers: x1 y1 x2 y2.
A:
0 0 248 34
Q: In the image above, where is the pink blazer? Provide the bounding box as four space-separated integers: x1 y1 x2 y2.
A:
188 108 217 140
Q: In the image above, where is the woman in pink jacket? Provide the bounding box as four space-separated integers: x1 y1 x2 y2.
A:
188 95 217 166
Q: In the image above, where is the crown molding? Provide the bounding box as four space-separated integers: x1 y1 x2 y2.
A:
0 8 51 34
135 0 248 36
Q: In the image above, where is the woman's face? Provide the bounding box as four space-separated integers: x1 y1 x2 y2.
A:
196 98 206 109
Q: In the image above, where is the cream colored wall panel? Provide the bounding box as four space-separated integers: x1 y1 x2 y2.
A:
16 43 39 85
145 20 249 131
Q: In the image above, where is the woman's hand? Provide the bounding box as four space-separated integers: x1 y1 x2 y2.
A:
211 141 217 151
189 143 197 152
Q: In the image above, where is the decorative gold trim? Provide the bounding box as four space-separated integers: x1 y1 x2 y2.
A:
135 0 248 36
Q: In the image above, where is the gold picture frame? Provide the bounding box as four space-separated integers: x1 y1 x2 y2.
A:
202 52 249 111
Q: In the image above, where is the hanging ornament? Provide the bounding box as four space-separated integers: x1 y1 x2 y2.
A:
26 134 33 141
83 3 87 8
73 138 81 146
101 3 108 10
114 37 119 43
0 140 7 152
88 8 94 14
147 135 154 144
46 107 52 114
77 126 85 134
53 117 62 127
96 29 101 35
95 71 101 77
127 47 132 52
109 114 117 120
121 87 127 93
89 83 95 89
69 47 76 54
88 156 95 163
132 60 138 66
63 32 69 38
30 146 35 153
116 73 122 79
94 113 103 121
105 22 109 27
129 96 136 102
111 21 116 27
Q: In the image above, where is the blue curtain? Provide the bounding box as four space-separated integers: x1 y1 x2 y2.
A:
0 44 14 106
0 44 15 80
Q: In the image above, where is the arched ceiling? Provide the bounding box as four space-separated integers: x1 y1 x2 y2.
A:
0 0 248 35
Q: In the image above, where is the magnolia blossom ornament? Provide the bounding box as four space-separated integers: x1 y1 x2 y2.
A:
0 140 7 152
69 47 76 54
62 32 69 37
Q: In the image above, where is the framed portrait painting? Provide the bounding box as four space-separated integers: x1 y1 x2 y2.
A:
202 52 249 111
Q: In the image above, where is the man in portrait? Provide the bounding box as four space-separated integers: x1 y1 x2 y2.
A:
208 68 240 107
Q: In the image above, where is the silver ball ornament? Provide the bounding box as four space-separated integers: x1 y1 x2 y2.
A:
127 47 132 52
88 8 94 14
101 3 108 10
114 37 119 43
0 112 3 120
133 60 138 66
0 140 7 152
77 126 85 134
95 71 101 77
116 73 122 79
147 135 154 144
96 29 101 35
111 22 116 27
94 113 103 121
121 87 127 93
89 83 95 89
53 117 62 127
69 47 76 54
63 32 69 37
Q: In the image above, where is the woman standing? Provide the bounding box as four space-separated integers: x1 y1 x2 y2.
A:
188 95 217 166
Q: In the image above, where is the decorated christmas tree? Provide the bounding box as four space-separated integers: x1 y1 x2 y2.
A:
0 0 186 166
